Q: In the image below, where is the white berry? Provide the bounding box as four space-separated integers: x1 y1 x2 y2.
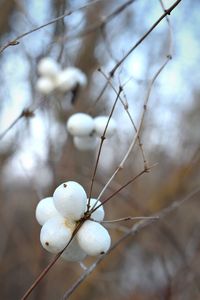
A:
35 197 60 226
77 220 111 256
55 67 87 92
53 181 87 221
87 198 105 221
67 113 94 137
36 77 55 94
61 237 87 262
40 216 75 254
94 116 117 138
37 57 60 78
73 136 97 151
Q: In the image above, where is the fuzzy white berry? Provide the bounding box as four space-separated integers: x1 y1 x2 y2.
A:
55 67 87 92
61 237 87 262
36 77 55 94
77 220 111 256
35 197 60 226
40 216 75 254
53 181 87 221
67 113 94 137
73 136 97 151
87 198 105 221
37 57 60 78
94 116 117 138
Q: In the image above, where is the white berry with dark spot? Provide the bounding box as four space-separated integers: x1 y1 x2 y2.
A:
40 216 75 254
53 181 87 221
77 220 111 256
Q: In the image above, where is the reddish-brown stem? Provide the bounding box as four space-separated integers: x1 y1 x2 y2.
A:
87 87 122 211
20 221 84 300
91 165 153 214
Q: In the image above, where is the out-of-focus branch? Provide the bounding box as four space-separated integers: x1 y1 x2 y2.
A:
0 0 101 54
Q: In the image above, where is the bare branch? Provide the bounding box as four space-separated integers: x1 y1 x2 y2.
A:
62 186 200 299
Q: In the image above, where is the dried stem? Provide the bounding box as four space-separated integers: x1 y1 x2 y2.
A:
87 0 180 111
94 57 170 208
100 216 159 223
20 221 84 300
0 0 101 54
87 87 122 210
62 186 200 299
98 68 148 169
0 109 34 140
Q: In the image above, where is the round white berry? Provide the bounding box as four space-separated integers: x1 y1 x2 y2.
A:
94 116 117 138
55 67 87 92
35 197 60 226
53 181 87 221
77 220 111 256
73 136 97 151
36 77 55 94
67 113 94 137
61 237 87 262
86 198 105 221
40 216 75 254
37 57 60 78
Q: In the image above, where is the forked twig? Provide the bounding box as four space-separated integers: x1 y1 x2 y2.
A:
62 186 200 299
87 87 122 210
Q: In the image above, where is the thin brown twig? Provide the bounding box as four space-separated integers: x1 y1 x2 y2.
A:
100 216 159 223
109 0 181 76
0 109 34 140
98 68 148 169
87 87 122 211
93 56 170 207
92 164 156 213
62 186 200 299
87 0 180 118
0 0 102 54
20 220 84 300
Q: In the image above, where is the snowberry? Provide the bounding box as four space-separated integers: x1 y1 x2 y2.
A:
55 67 87 92
53 181 87 221
61 237 87 262
40 216 75 254
77 220 111 256
73 136 97 151
36 77 55 95
67 113 94 137
86 198 105 222
35 197 60 226
94 116 117 138
37 57 60 78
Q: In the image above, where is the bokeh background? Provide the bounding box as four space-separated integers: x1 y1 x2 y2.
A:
0 0 200 299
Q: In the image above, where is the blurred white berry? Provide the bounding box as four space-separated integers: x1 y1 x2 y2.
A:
94 116 117 138
73 136 97 151
40 216 75 254
77 220 111 256
67 113 94 137
61 237 87 262
36 77 55 95
37 57 60 78
35 197 60 226
55 67 87 92
87 198 105 222
53 181 87 221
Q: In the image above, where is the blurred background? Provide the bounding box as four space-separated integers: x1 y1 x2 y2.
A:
0 0 200 299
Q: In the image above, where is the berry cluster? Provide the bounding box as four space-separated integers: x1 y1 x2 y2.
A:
66 113 117 151
36 57 87 95
36 181 111 262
